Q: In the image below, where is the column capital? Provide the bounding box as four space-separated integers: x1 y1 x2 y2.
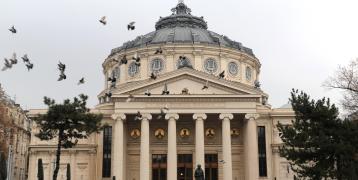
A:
111 113 126 121
142 113 153 120
193 113 207 120
219 113 234 120
165 113 179 120
245 113 260 120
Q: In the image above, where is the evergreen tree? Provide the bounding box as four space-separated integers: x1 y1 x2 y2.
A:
34 94 102 180
0 152 7 180
37 159 44 180
66 163 70 180
277 89 358 179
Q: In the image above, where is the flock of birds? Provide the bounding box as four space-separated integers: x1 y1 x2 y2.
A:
2 17 138 85
3 16 244 123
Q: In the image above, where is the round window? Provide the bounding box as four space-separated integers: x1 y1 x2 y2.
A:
128 62 139 77
204 59 218 73
246 66 252 81
228 62 238 76
151 59 164 73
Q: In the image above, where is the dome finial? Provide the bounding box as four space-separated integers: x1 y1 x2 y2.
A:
178 0 184 4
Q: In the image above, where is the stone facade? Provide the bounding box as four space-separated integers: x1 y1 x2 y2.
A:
27 2 298 180
0 84 31 180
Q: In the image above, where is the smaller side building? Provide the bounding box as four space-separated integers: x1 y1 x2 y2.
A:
0 84 32 180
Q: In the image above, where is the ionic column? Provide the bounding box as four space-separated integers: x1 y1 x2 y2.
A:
140 113 152 180
219 113 234 180
193 113 207 169
165 113 179 180
112 113 126 180
244 113 260 180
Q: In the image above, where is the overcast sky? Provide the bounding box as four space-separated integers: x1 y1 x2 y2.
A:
0 0 357 110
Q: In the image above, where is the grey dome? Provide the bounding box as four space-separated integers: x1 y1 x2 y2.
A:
110 2 255 57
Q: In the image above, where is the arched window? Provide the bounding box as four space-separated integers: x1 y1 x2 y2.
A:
151 59 164 73
204 59 218 73
246 66 252 81
128 62 139 77
228 62 239 76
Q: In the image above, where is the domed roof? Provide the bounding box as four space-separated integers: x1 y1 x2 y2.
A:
110 1 255 57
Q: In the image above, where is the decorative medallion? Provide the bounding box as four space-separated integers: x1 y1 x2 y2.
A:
154 128 165 139
130 129 141 139
205 128 215 138
179 128 190 138
231 128 239 137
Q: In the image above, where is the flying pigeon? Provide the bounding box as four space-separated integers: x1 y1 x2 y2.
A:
105 91 112 98
58 62 66 72
78 77 85 85
21 54 29 63
154 47 163 54
9 53 17 65
134 111 143 121
254 80 261 89
99 16 107 25
58 72 67 81
108 77 117 88
127 22 135 30
9 26 16 33
150 72 157 80
202 80 209 90
1 59 12 71
157 108 166 120
218 70 225 79
132 53 140 62
25 63 34 71
144 89 151 96
163 104 169 111
121 55 128 65
219 160 226 164
162 83 170 95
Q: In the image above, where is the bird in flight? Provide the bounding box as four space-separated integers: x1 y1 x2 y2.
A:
154 47 163 54
107 76 117 88
134 111 143 121
162 83 170 95
128 22 135 30
58 72 67 81
21 54 29 63
202 80 209 90
126 94 134 102
145 89 151 96
99 16 107 25
132 53 141 67
218 70 225 79
150 72 157 80
78 77 85 85
25 63 34 71
9 53 17 65
1 59 12 71
105 91 112 98
9 26 16 33
121 55 128 65
57 62 66 81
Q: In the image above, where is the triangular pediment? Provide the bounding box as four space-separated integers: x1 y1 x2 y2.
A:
110 68 265 97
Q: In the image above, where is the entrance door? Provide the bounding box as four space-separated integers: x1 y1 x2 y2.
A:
177 154 193 180
152 154 167 180
205 154 218 180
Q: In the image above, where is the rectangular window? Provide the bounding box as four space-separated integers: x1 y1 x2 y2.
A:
178 154 193 180
152 154 167 180
102 126 112 177
258 126 267 177
205 154 218 180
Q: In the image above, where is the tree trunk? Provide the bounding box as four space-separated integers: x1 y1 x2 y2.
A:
53 131 63 180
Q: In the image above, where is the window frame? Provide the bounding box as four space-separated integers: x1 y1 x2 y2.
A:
228 62 239 76
128 62 139 77
204 58 218 73
151 58 164 73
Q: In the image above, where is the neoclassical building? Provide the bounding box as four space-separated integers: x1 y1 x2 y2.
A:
28 1 297 180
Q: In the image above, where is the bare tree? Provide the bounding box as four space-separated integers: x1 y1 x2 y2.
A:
325 58 358 115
